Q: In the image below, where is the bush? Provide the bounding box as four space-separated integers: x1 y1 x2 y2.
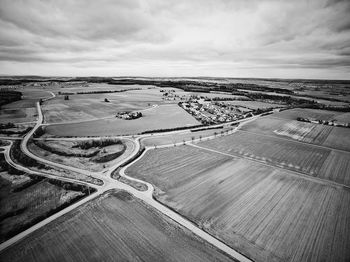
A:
73 138 123 150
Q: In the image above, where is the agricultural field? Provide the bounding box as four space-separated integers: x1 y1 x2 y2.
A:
322 127 350 151
0 108 37 124
58 83 151 94
44 104 200 137
0 190 234 262
333 112 350 123
42 93 158 123
240 117 334 146
199 131 332 177
28 138 134 172
126 146 350 262
0 154 88 243
240 115 350 151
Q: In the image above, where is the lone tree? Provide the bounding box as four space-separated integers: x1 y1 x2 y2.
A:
199 135 202 141
104 98 109 102
191 136 195 143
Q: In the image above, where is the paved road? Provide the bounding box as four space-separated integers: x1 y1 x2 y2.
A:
0 101 259 261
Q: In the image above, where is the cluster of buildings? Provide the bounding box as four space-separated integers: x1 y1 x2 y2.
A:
179 99 252 125
116 111 143 120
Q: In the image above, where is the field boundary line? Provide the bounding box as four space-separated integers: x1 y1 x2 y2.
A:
239 126 350 154
189 143 349 189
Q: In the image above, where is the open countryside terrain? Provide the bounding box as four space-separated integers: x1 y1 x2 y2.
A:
28 138 134 172
1 77 350 262
0 190 234 262
198 130 350 186
44 104 200 136
126 146 350 262
240 115 350 151
0 153 90 243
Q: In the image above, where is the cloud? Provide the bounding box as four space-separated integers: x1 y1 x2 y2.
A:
0 0 349 79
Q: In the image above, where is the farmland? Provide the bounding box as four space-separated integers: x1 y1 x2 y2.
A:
0 154 89 243
42 93 158 123
323 127 350 151
1 76 350 262
44 104 200 137
199 131 332 176
126 146 350 262
240 115 350 151
0 190 234 262
240 117 334 145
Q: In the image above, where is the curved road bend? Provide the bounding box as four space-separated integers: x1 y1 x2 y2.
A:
2 101 254 262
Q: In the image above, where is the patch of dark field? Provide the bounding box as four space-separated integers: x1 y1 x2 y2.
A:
0 190 236 262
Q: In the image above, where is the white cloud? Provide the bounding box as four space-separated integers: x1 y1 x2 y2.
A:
0 0 349 79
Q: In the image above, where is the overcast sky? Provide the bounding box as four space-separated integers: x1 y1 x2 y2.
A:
0 0 349 79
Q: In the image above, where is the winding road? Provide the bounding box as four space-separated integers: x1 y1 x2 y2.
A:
0 100 257 262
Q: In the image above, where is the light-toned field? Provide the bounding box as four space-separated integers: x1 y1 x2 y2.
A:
42 87 183 123
200 131 332 176
126 146 350 262
28 139 134 172
58 83 151 93
240 115 350 151
42 93 158 123
323 127 350 151
0 190 234 262
241 117 333 145
45 104 200 136
333 112 350 122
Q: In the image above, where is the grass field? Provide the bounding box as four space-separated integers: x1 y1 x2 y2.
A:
45 104 200 136
0 108 37 124
0 190 234 262
10 140 102 185
28 138 133 172
126 146 350 262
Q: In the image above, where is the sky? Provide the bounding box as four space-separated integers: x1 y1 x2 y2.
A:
0 0 349 79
